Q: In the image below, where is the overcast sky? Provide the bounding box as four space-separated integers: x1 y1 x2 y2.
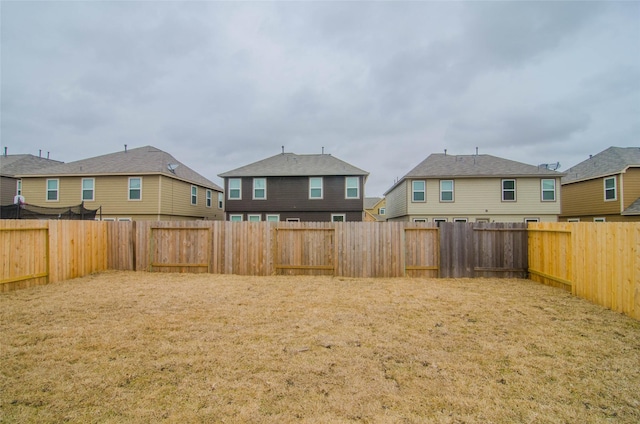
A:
2 1 639 196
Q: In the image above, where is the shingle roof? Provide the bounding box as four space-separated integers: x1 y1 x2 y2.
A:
0 154 64 177
17 146 222 191
406 153 561 178
562 146 640 184
218 153 369 178
364 197 382 209
622 197 640 216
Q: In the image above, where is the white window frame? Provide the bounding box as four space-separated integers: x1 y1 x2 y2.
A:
191 185 198 205
206 190 212 207
229 214 243 222
118 217 132 222
453 217 468 223
502 179 516 202
102 217 116 222
567 218 580 222
128 177 142 201
524 217 540 223
412 218 427 223
253 178 266 200
475 218 490 223
248 214 261 222
286 218 300 222
379 207 385 215
541 179 556 202
16 180 22 196
594 217 606 222
266 214 280 222
309 177 323 199
604 177 616 201
81 178 95 202
440 180 454 202
433 218 447 224
228 178 241 200
46 179 59 202
345 177 359 199
218 192 224 208
331 213 346 222
412 180 425 202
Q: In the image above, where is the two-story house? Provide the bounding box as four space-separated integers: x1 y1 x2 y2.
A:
364 197 387 222
218 151 369 222
385 153 564 223
560 146 640 222
17 145 224 221
0 150 63 205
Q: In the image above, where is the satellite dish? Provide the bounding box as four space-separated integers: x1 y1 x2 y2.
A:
539 162 561 171
167 163 179 173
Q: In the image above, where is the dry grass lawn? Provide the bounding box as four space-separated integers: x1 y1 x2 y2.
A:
1 271 639 423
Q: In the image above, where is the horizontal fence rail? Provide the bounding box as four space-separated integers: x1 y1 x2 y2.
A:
1 220 638 320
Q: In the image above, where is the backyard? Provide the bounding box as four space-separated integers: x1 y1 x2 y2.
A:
1 271 639 423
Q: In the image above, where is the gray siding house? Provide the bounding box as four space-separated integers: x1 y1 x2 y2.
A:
218 151 369 222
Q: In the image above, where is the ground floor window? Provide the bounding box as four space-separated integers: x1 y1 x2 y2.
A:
230 214 242 222
453 218 468 223
331 214 346 222
594 217 606 222
524 218 539 223
266 214 280 222
286 218 300 222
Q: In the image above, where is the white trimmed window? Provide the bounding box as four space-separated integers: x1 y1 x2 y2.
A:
502 179 516 201
412 180 425 202
541 179 556 201
524 218 539 223
453 218 467 223
286 218 300 222
567 218 580 222
345 177 359 199
228 178 241 200
379 208 385 215
248 214 261 222
191 185 198 205
440 180 454 202
309 177 323 199
82 178 95 201
230 214 243 222
206 190 212 207
128 177 142 200
604 177 616 201
253 178 266 200
434 218 447 225
46 179 59 201
218 192 223 208
266 214 280 222
594 217 606 222
16 180 22 196
331 214 346 222
413 218 427 222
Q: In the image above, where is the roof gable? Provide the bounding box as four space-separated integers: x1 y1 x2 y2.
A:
17 146 222 191
218 153 369 178
562 146 640 184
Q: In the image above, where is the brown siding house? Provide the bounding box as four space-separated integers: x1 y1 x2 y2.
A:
561 146 640 222
219 151 369 222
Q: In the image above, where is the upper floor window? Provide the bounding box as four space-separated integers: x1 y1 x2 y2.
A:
310 177 323 199
190 185 198 205
129 177 142 200
228 178 241 200
218 192 223 208
379 207 385 215
47 179 59 201
541 179 556 201
253 178 266 200
16 180 22 196
345 177 359 199
502 179 516 201
412 180 425 202
440 180 454 202
206 190 212 207
604 177 616 201
82 178 95 201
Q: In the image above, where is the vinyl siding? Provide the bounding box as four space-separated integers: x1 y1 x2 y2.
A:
561 176 621 217
385 180 408 219
1 177 18 205
157 176 223 220
407 177 561 217
622 167 640 210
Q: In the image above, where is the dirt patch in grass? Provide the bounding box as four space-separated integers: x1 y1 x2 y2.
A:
1 271 639 423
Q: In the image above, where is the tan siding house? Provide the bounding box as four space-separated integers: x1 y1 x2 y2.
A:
18 146 224 221
385 153 563 223
0 153 63 205
561 146 640 222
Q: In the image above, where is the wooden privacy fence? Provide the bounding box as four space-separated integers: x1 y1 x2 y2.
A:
529 222 640 320
0 220 108 292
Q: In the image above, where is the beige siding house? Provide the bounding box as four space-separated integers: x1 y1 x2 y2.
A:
18 146 224 221
364 197 387 222
0 152 63 205
385 153 564 223
561 146 640 222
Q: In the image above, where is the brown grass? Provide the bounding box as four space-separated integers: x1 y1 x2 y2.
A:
1 271 639 423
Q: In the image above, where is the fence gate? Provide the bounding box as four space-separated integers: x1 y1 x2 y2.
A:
148 226 212 273
0 226 49 292
274 227 336 275
404 227 439 277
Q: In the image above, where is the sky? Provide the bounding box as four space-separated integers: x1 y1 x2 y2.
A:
1 1 639 197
